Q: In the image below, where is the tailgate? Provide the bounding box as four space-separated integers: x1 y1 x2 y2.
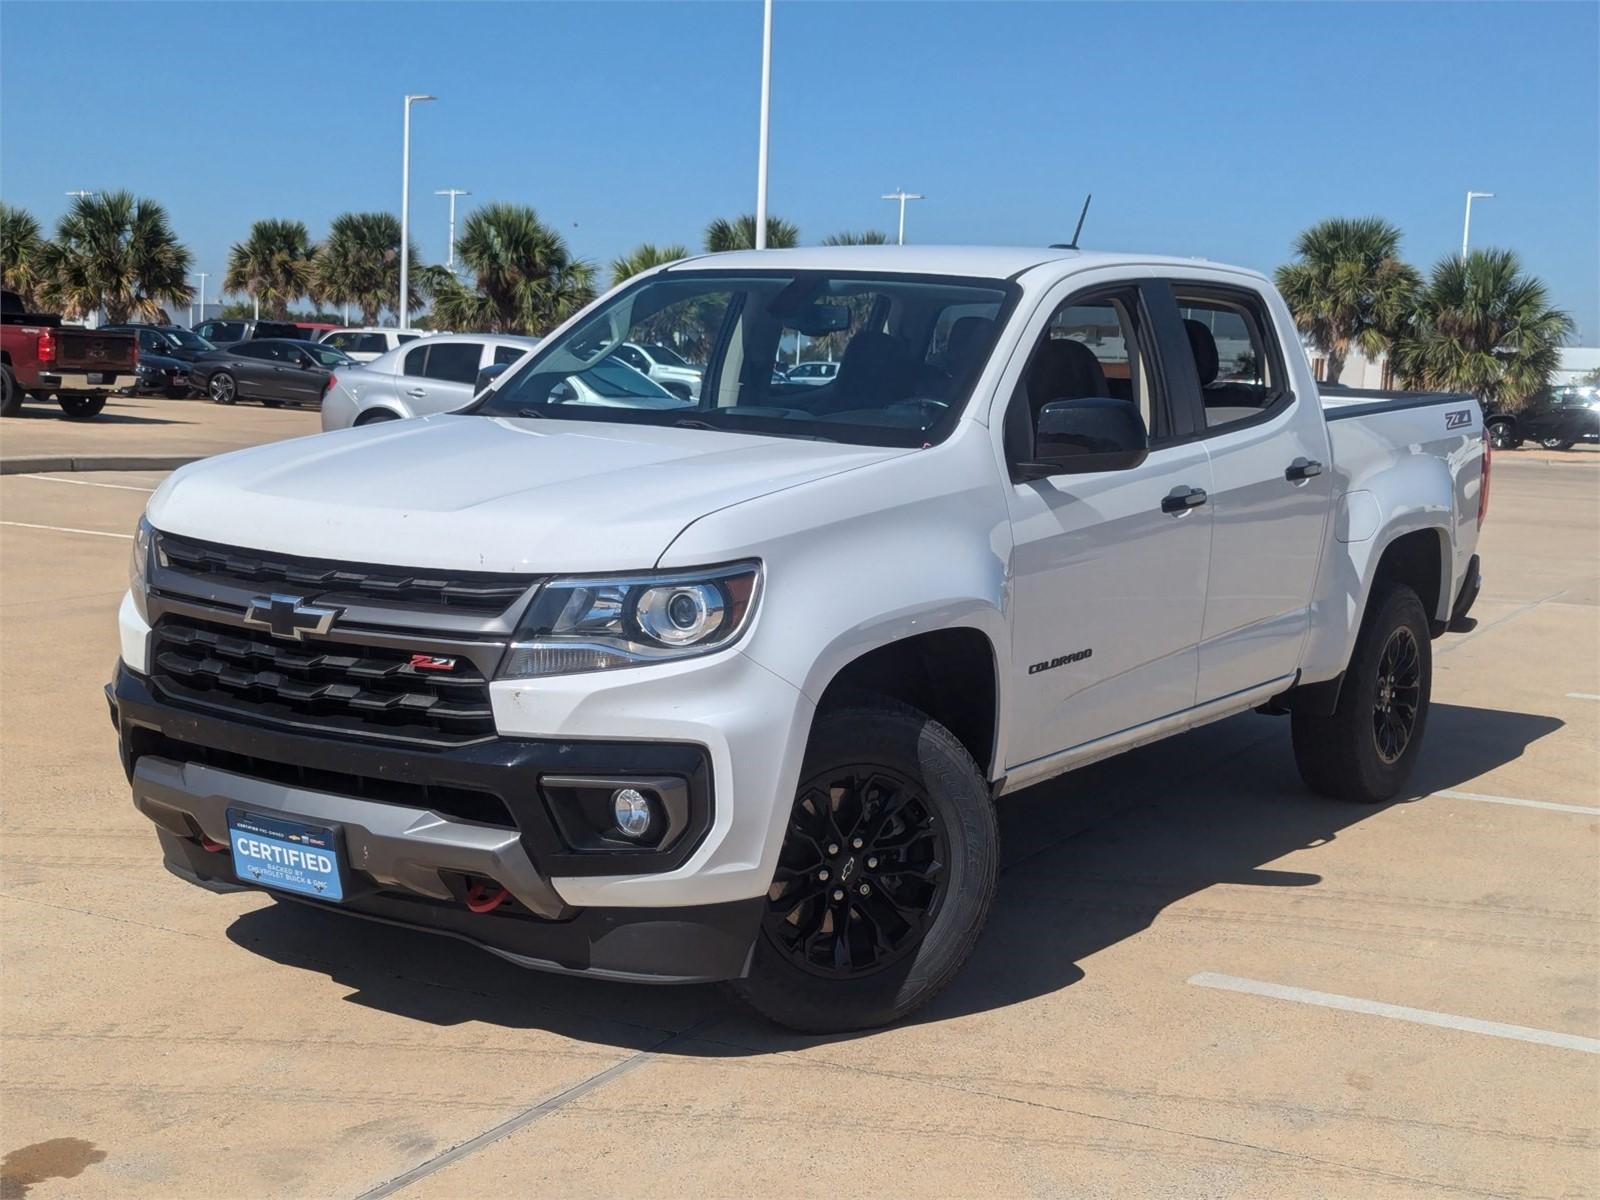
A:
55 328 138 373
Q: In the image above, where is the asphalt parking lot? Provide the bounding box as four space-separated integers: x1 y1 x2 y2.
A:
1 454 1595 1198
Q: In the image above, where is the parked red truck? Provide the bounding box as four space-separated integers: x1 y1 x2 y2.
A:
2 290 139 418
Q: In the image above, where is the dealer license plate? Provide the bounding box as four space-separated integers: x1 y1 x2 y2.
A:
226 809 345 901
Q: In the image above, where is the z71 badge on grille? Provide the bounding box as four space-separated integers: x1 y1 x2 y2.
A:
407 654 459 672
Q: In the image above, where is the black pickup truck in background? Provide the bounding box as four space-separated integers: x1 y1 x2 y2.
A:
2 290 140 418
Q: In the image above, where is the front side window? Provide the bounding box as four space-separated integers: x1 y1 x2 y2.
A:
473 270 1016 447
203 321 246 343
1174 288 1288 430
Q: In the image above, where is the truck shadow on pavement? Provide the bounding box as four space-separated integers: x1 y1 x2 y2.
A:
224 701 1561 1051
8 406 190 426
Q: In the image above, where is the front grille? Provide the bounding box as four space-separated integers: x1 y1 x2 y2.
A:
127 729 516 829
157 532 536 616
150 616 497 744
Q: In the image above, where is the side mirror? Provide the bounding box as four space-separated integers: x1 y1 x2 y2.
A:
474 362 510 394
1013 396 1149 480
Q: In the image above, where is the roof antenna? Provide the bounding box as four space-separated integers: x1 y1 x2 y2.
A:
1051 194 1093 250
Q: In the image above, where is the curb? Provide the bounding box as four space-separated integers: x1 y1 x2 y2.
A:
1 455 204 476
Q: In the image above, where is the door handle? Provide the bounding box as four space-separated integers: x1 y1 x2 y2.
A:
1161 486 1208 515
1285 457 1323 482
406 387 427 398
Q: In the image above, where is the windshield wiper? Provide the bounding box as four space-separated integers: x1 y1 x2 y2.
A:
515 407 548 420
670 417 720 431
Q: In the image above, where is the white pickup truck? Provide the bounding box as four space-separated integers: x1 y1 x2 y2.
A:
110 246 1487 1031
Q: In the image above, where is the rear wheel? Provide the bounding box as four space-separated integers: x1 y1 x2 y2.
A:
58 395 106 419
208 372 237 405
1539 435 1574 451
730 698 999 1032
1487 420 1520 451
1292 585 1432 803
0 365 20 417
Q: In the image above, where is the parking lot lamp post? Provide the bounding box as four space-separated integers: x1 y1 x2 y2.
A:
435 189 469 271
400 94 437 328
754 0 772 249
881 189 924 245
1462 191 1494 258
191 272 207 329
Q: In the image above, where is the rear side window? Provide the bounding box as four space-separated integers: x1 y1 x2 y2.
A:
420 342 483 384
402 345 430 377
1173 288 1289 431
396 333 421 344
233 342 273 360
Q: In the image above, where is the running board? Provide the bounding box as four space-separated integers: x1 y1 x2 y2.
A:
999 674 1298 796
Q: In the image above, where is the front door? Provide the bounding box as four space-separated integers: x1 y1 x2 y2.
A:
1003 282 1213 770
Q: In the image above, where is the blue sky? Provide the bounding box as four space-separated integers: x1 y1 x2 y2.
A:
3 1 1596 339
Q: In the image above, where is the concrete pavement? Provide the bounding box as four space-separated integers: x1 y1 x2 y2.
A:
0 459 1595 1198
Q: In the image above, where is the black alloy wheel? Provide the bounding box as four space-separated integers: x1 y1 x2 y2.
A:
1372 626 1422 765
762 764 949 978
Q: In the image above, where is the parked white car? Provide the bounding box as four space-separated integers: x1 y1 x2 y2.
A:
317 327 427 363
784 360 838 385
114 245 1486 1032
320 334 542 428
610 341 703 400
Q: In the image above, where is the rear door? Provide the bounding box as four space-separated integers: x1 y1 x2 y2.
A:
1001 277 1214 767
400 341 485 414
1159 278 1334 701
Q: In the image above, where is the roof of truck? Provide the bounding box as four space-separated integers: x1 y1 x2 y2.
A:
662 245 1262 281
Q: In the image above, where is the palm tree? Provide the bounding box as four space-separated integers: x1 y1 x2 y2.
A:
224 219 317 319
315 212 421 324
34 192 193 323
1393 249 1572 410
427 203 596 335
609 242 690 289
1273 217 1420 382
822 230 890 246
703 214 800 253
1 204 46 307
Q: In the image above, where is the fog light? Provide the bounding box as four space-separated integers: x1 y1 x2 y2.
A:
611 788 653 839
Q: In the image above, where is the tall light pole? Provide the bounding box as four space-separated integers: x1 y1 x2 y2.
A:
435 188 470 270
65 189 96 201
191 272 208 328
754 0 773 249
1462 191 1494 258
399 94 436 328
881 189 925 245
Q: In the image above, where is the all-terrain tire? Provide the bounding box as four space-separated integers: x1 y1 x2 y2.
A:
0 365 20 416
58 395 107 419
1292 584 1432 803
729 697 999 1032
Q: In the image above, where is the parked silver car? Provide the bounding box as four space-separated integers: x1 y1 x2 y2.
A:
611 341 703 400
320 334 541 429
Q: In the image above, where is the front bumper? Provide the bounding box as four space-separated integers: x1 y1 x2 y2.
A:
110 664 768 982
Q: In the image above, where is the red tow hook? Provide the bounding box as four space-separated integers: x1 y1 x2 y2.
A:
199 835 228 853
465 880 510 913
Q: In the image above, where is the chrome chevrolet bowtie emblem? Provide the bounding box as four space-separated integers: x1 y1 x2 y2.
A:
242 594 340 641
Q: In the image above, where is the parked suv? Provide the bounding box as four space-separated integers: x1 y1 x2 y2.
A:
193 318 304 345
112 246 1486 1031
318 327 425 363
1484 387 1600 451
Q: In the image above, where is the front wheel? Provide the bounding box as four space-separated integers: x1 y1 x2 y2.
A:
208 372 237 405
1292 584 1432 803
730 698 999 1032
58 395 106 419
1487 421 1520 451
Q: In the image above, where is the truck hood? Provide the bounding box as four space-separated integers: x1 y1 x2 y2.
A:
148 414 908 573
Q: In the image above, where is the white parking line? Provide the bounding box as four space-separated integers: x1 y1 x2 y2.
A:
0 520 132 540
18 473 155 492
1434 789 1600 817
1189 973 1600 1054
1567 692 1600 702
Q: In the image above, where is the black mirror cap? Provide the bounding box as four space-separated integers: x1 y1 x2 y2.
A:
475 362 510 394
1015 396 1150 480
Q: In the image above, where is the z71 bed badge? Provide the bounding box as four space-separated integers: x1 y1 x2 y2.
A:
1445 409 1472 429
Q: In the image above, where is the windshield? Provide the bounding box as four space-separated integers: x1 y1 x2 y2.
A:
644 342 691 369
471 270 1017 446
167 329 212 350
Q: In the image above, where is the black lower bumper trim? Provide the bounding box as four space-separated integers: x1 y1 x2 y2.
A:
1448 553 1482 631
160 829 761 984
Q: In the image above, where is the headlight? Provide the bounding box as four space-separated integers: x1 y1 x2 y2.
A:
499 562 761 679
129 516 153 620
